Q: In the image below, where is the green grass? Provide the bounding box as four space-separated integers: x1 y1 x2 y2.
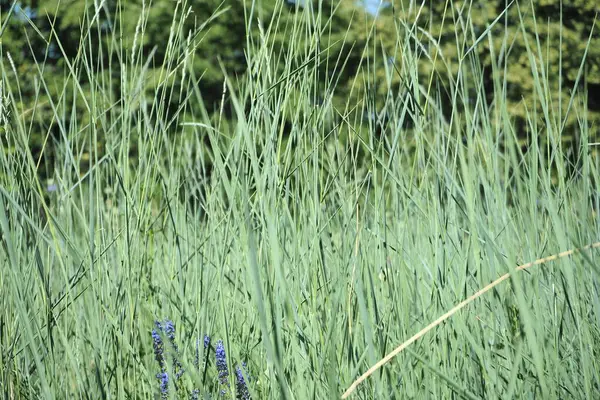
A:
1 1 599 399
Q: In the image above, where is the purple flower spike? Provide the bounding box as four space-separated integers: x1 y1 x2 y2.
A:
164 320 176 342
152 328 165 370
216 340 229 392
235 364 251 400
157 372 169 398
152 319 184 396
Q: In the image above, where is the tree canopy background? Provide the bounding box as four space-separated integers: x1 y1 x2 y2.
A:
1 0 598 179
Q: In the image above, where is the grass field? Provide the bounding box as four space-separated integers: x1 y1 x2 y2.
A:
1 1 599 399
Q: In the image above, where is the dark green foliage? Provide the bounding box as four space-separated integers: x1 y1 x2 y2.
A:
1 0 598 174
379 0 599 133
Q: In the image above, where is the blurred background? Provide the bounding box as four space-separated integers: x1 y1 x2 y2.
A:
1 0 598 180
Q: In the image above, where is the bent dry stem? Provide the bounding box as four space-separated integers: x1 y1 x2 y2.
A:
342 242 600 399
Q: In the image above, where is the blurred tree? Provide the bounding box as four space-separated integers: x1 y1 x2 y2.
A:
1 0 70 168
381 0 600 134
1 0 375 179
3 0 597 179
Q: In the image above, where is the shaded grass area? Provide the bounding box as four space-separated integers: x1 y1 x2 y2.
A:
1 1 599 398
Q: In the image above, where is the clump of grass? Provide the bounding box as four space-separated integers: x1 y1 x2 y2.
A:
150 319 251 399
342 241 600 398
1 0 599 399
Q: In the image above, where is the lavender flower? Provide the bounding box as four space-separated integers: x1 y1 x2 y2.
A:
152 328 165 370
161 320 184 378
157 372 169 398
163 320 177 347
151 321 252 400
235 364 251 400
216 340 229 393
153 319 185 397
